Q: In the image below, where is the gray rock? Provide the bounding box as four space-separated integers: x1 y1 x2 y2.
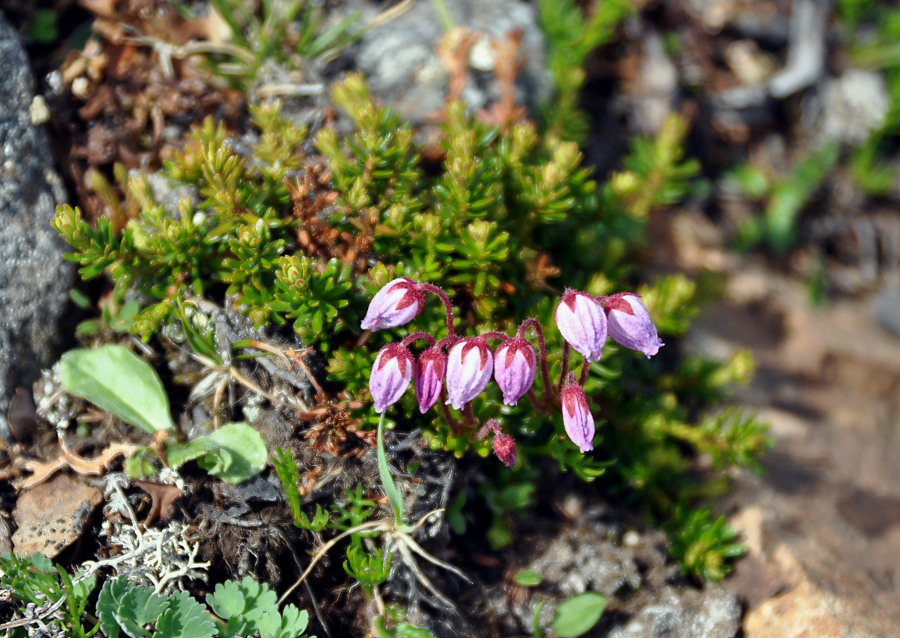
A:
350 0 553 124
0 11 73 439
628 29 679 134
608 587 741 638
814 69 890 146
494 515 741 637
710 0 831 116
874 288 900 338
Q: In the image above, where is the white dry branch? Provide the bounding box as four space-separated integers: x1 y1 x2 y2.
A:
79 473 211 595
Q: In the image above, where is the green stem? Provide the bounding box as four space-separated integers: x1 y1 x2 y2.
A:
430 0 455 32
377 412 406 528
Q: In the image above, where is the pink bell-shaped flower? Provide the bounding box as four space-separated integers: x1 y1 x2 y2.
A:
445 338 493 410
369 344 414 413
361 277 424 332
602 293 664 358
555 289 608 362
560 382 594 453
415 346 447 413
492 432 518 468
493 338 537 406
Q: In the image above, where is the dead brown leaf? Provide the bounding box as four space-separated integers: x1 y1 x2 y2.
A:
134 480 183 524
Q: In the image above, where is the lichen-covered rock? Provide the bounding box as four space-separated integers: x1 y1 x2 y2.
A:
0 11 73 441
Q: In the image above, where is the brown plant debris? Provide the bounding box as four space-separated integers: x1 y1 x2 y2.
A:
134 480 184 524
477 30 528 131
15 439 137 490
286 165 371 273
56 0 244 223
300 393 374 458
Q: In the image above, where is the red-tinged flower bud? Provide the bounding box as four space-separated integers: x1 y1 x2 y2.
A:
602 292 664 358
369 344 414 413
555 289 608 362
445 338 493 410
415 346 446 414
361 277 424 332
493 338 537 406
492 432 517 467
560 382 594 453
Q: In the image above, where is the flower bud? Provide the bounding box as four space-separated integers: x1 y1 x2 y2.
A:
369 344 414 413
602 293 664 358
445 338 493 410
361 277 424 332
560 382 594 453
414 346 446 414
555 289 608 362
492 432 517 467
493 338 537 406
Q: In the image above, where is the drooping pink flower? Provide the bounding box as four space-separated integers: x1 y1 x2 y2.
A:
415 347 447 414
445 338 493 410
555 289 608 362
602 293 664 358
493 338 537 406
492 432 517 467
369 344 414 413
361 277 424 331
560 382 594 453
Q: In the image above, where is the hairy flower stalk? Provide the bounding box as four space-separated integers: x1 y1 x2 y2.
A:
419 282 458 337
369 344 415 413
560 381 595 453
445 338 493 410
361 277 424 331
601 293 664 358
555 289 608 362
493 338 537 406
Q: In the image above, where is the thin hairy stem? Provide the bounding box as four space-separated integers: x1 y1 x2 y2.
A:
463 403 477 429
439 387 461 435
558 342 570 393
420 283 456 338
526 388 551 415
517 318 553 399
579 358 591 385
436 334 460 351
400 331 436 348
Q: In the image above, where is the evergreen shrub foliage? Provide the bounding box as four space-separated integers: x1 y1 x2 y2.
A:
53 68 768 580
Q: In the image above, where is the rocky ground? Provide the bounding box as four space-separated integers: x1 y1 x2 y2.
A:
672 209 900 636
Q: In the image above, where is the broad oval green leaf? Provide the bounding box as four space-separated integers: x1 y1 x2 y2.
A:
60 345 174 433
167 436 222 470
552 592 607 638
169 423 267 484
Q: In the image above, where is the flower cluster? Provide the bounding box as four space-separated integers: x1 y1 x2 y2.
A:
363 278 663 464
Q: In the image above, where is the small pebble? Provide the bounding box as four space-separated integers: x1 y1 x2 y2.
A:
622 530 641 547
